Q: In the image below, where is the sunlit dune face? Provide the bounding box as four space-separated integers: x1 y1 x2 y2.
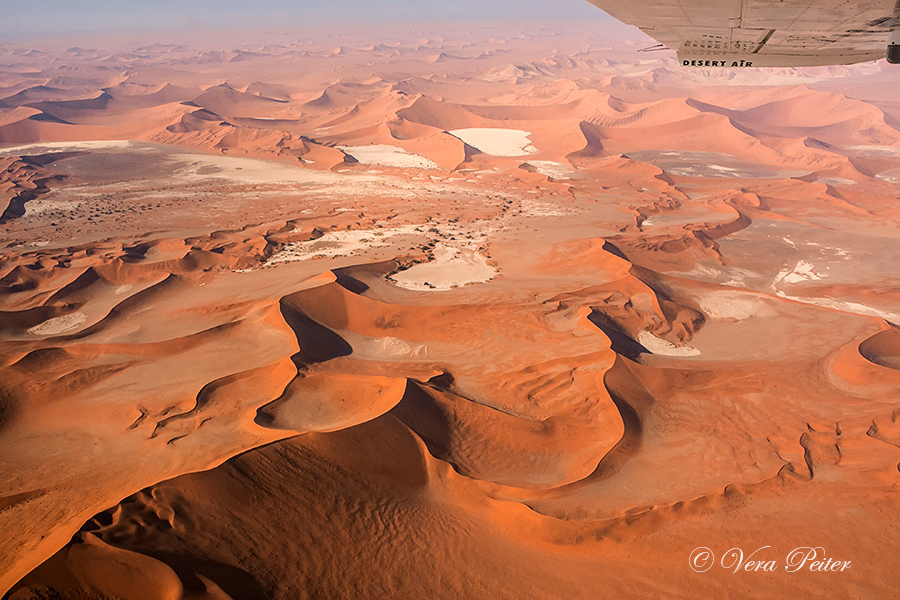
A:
3 21 900 600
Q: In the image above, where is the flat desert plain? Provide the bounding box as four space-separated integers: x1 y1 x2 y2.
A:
2 22 900 600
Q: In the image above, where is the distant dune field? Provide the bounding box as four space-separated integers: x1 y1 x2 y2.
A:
2 23 900 600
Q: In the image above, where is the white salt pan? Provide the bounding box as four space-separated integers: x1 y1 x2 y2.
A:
637 331 701 357
390 243 496 291
338 145 441 170
28 312 87 336
449 128 537 157
0 140 133 156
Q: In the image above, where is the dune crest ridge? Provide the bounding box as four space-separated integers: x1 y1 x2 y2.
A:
3 23 900 599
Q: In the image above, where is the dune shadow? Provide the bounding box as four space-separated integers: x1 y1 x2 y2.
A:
389 378 459 472
859 323 900 370
590 355 651 480
278 298 352 365
131 550 268 600
586 309 649 360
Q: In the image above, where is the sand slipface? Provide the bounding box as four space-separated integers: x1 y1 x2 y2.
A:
2 21 900 600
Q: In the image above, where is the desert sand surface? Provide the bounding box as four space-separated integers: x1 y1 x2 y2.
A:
2 21 900 600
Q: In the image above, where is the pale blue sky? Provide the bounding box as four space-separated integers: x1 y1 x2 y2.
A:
0 0 612 40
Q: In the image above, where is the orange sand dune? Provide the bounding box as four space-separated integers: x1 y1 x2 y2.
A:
2 22 900 600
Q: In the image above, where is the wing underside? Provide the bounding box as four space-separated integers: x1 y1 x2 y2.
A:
586 0 900 67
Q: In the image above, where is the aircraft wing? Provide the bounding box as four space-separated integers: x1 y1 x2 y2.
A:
585 0 900 66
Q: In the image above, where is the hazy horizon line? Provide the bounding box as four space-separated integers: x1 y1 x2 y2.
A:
0 21 623 54
1 1 614 43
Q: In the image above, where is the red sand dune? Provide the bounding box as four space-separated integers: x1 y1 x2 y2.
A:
2 22 900 599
